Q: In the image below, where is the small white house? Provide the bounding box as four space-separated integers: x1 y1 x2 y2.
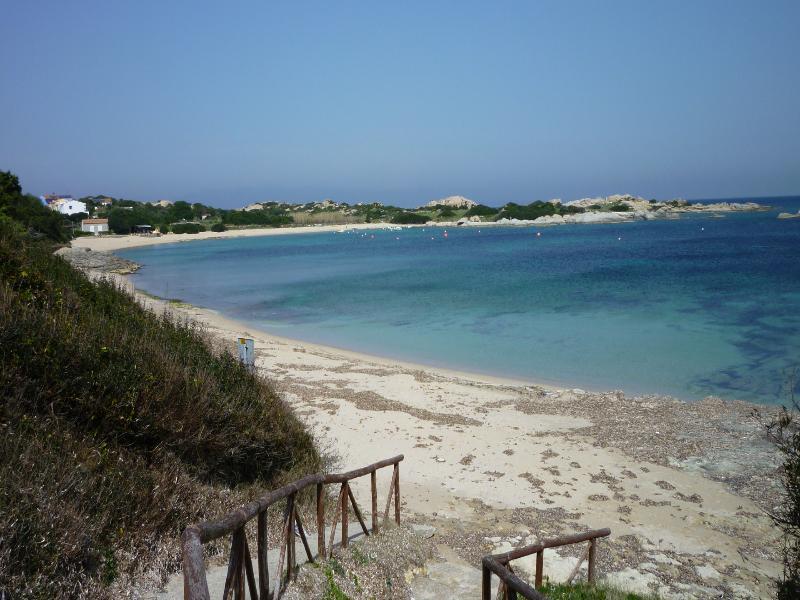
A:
81 218 109 235
53 199 88 215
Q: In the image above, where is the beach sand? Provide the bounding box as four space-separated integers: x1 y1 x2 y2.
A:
75 232 783 598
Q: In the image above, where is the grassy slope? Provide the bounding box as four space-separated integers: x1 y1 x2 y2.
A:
0 218 321 598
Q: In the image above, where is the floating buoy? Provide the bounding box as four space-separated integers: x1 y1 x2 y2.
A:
536 231 541 237
701 227 705 231
618 236 622 241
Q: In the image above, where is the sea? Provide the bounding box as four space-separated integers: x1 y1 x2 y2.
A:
119 196 800 405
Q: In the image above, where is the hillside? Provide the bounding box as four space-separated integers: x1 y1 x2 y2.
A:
0 172 321 598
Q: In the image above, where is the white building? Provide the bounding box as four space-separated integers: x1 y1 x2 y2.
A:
51 198 88 215
81 218 109 235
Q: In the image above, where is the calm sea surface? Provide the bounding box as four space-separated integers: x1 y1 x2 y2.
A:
120 197 800 404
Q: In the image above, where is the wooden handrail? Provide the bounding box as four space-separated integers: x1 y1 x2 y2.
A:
181 455 404 600
481 528 611 600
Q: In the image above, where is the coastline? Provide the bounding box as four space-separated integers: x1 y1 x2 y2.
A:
70 222 411 252
72 248 785 597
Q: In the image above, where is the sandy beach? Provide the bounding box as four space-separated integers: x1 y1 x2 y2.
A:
71 232 784 598
69 223 407 252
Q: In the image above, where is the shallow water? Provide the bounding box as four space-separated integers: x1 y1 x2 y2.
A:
121 197 800 404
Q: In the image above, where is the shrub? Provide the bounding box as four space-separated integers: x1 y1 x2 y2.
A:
171 222 205 234
391 212 428 224
757 371 800 598
210 222 226 232
607 202 632 212
0 171 70 242
465 204 499 217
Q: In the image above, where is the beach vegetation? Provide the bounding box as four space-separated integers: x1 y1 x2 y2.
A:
538 581 658 599
0 173 321 597
0 170 71 242
607 202 632 212
465 204 500 217
222 207 293 227
757 370 800 598
171 222 205 234
210 222 227 232
391 211 428 224
495 201 585 221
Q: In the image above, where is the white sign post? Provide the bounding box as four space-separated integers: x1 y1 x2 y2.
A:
237 337 255 373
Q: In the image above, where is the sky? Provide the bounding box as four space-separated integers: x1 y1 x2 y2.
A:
1 1 799 208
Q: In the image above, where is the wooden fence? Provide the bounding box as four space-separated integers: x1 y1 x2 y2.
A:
481 528 611 600
181 455 403 600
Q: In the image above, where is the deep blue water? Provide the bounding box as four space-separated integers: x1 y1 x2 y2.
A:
120 196 800 405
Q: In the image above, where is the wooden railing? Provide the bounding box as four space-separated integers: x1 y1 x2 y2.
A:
481 528 611 600
181 455 403 600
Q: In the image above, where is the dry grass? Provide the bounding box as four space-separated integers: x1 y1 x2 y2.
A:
0 221 321 598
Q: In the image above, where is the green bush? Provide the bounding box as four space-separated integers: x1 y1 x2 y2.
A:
465 204 499 217
0 214 320 597
222 209 292 227
391 212 428 224
171 222 205 234
607 203 632 212
210 222 226 232
496 201 584 221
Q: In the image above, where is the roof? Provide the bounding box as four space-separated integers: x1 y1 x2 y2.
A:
82 218 108 224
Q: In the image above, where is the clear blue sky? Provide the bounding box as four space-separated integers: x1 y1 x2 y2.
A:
1 1 798 207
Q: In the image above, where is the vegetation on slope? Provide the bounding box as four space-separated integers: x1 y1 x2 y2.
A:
758 373 800 598
0 172 321 598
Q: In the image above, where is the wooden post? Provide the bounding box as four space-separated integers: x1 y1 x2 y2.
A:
257 512 269 600
394 463 400 524
341 482 349 548
535 550 543 588
370 469 378 534
482 564 492 600
588 538 596 583
288 493 296 580
316 482 326 559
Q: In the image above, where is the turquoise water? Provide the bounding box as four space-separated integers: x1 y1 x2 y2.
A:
120 197 800 404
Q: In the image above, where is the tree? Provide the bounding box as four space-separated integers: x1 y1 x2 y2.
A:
0 171 69 241
169 201 193 222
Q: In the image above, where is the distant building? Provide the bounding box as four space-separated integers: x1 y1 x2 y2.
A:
81 218 109 235
52 199 88 215
41 194 88 214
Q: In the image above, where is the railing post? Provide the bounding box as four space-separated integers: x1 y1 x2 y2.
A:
535 550 543 588
287 493 296 581
371 469 378 534
341 482 349 548
588 538 596 583
481 562 492 600
182 526 210 600
316 482 326 558
257 512 269 600
394 463 400 524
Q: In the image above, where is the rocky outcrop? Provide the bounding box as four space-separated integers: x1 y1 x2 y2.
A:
425 195 477 209
56 247 140 274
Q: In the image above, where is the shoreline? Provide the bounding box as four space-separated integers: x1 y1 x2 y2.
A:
70 228 784 596
126 273 781 597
